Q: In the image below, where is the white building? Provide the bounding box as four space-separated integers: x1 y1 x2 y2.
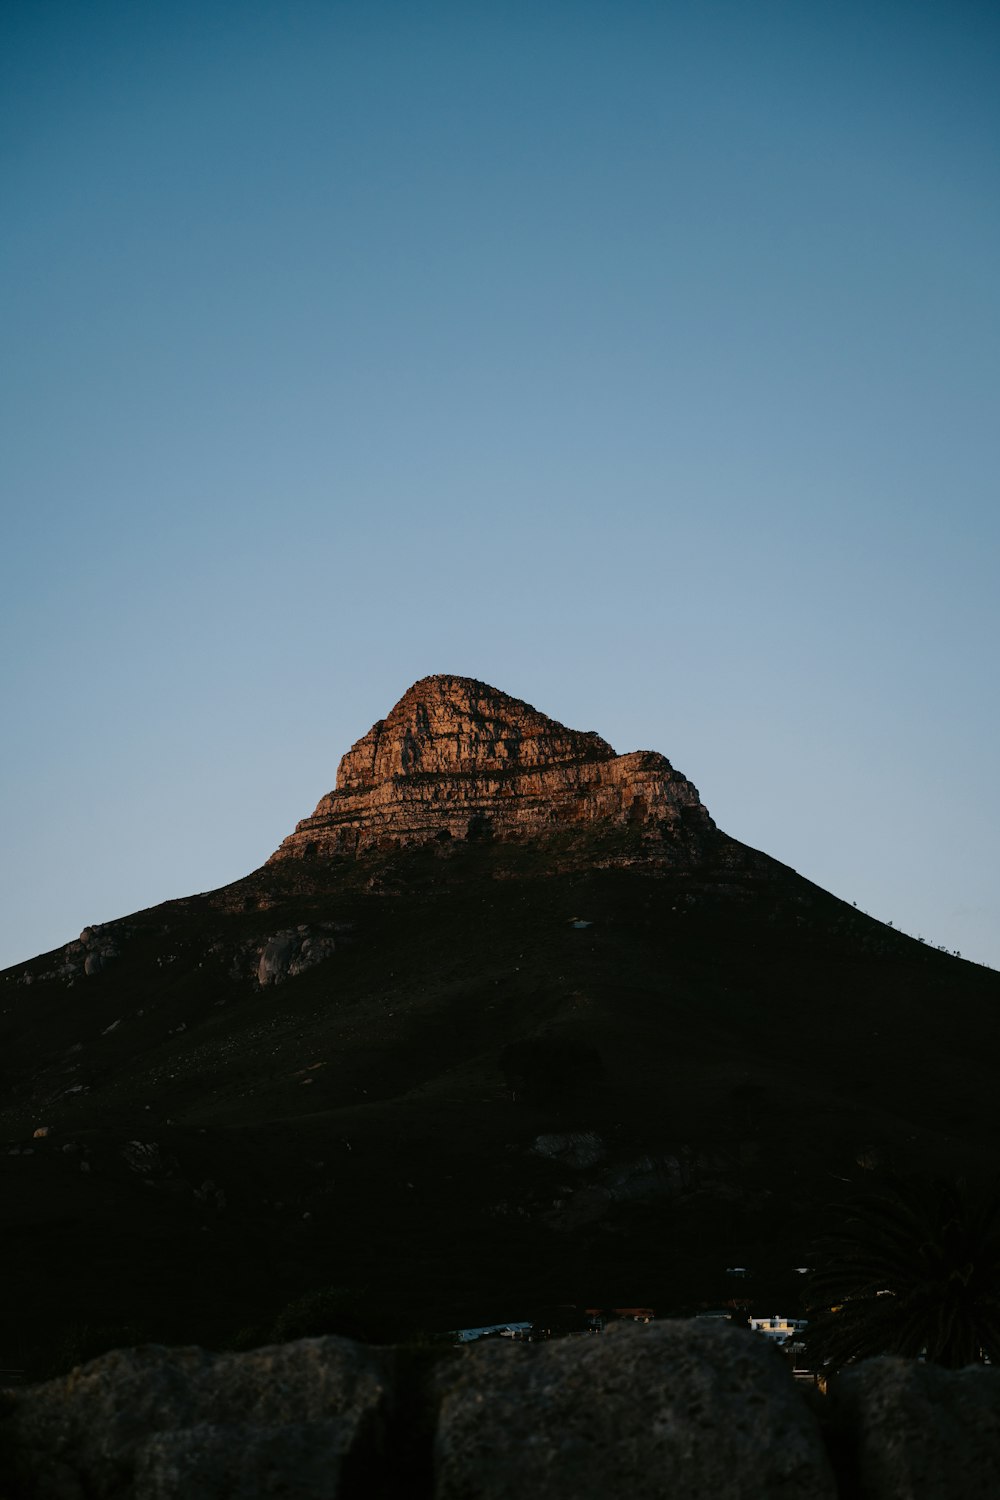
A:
749 1315 807 1345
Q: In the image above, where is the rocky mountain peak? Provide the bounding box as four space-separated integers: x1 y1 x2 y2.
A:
335 675 615 791
271 675 714 860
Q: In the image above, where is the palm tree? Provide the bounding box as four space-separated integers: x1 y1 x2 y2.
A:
802 1178 1000 1371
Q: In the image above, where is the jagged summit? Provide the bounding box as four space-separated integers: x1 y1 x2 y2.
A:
271 674 715 859
337 675 616 786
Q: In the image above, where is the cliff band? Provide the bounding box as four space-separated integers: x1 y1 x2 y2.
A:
270 674 715 858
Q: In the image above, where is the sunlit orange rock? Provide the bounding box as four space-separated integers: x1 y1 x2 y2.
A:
270 675 714 859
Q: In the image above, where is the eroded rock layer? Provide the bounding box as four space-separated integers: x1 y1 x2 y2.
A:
270 675 714 859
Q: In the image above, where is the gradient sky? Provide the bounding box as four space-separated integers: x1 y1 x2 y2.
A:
3 0 998 972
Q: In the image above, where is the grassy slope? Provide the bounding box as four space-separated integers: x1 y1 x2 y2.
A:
1 831 997 1373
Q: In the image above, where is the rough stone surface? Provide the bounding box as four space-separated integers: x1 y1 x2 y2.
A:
832 1357 1000 1499
270 675 715 860
0 1338 390 1499
135 1421 348 1499
256 926 340 988
432 1319 837 1500
257 931 299 986
7 1330 1000 1499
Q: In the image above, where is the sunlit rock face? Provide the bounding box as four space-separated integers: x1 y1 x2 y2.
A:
270 674 714 859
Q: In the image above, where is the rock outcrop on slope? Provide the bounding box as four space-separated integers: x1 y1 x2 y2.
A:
270 675 715 860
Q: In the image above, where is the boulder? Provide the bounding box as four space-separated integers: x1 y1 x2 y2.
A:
432 1319 836 1499
831 1357 1000 1499
258 932 299 987
0 1338 391 1499
257 928 339 987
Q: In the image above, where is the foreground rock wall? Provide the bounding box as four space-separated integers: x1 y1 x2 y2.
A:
3 1322 998 1499
270 675 715 859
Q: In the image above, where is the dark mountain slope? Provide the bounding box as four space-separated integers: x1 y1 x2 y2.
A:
1 677 996 1373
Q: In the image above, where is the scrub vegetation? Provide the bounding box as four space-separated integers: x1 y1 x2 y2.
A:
2 832 997 1378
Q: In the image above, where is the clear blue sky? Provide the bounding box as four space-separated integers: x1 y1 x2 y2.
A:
3 0 998 970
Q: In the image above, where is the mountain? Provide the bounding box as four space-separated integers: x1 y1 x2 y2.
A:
2 675 997 1373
